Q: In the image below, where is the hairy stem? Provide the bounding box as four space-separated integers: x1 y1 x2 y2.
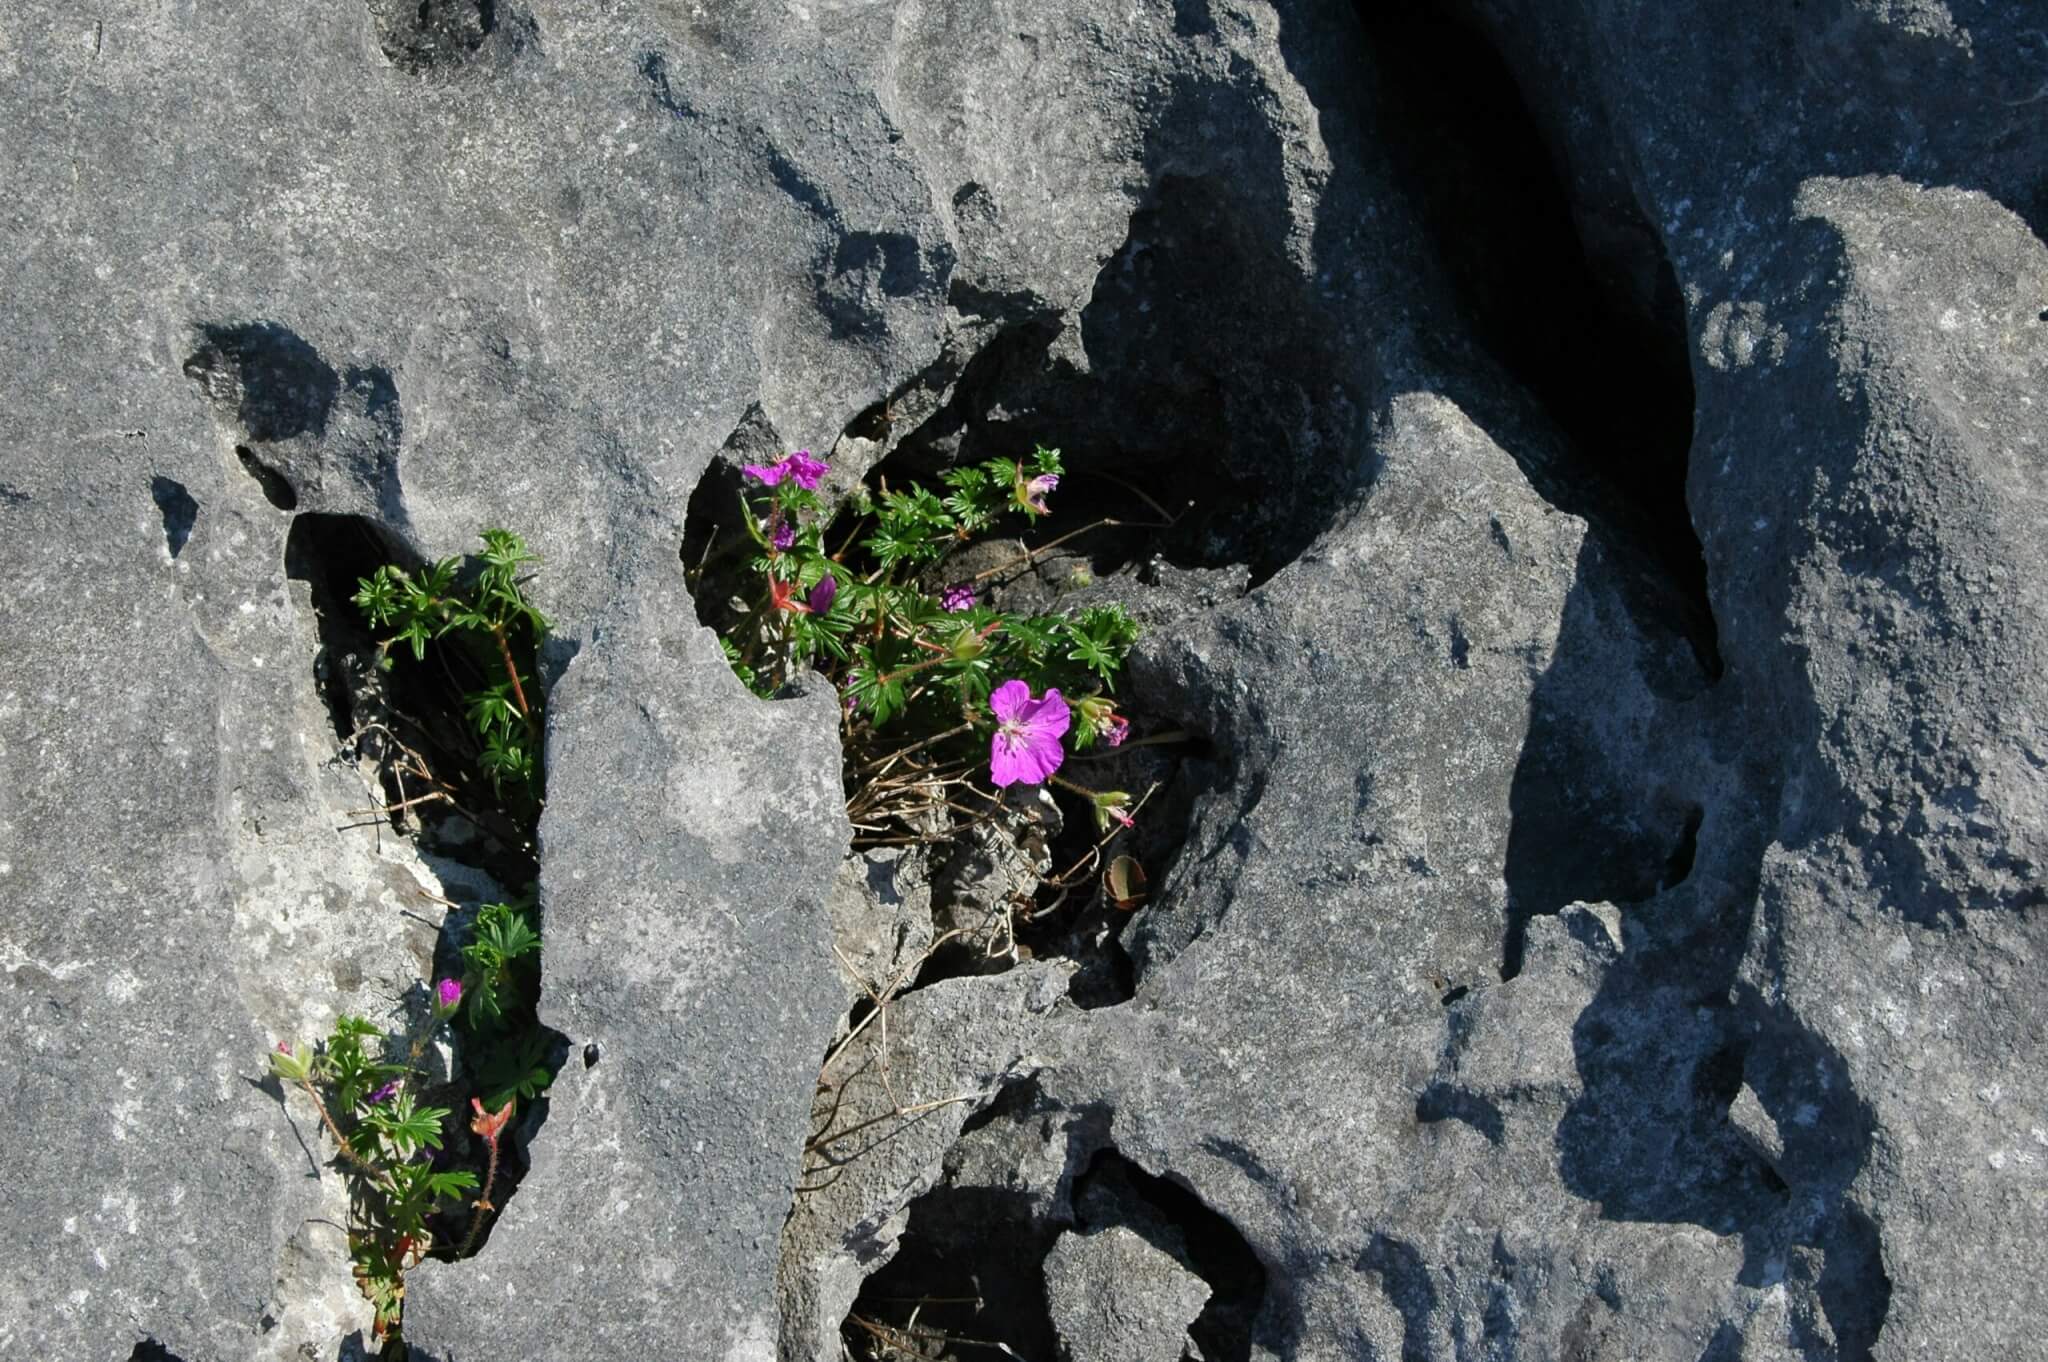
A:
460 1137 502 1257
970 515 1169 584
296 1078 385 1184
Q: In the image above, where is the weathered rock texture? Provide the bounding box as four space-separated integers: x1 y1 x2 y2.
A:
0 0 2042 1359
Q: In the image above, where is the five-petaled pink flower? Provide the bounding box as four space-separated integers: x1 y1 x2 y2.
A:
989 679 1069 787
942 583 977 612
743 449 829 490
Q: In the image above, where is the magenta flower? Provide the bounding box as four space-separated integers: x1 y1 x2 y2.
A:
942 583 976 612
770 518 796 550
434 977 463 1015
1105 715 1129 747
785 450 828 488
1011 462 1060 515
807 575 837 614
743 449 829 490
1016 469 1059 516
989 680 1069 787
369 1080 401 1104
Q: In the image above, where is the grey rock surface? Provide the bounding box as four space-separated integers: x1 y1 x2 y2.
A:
826 848 936 1017
1044 1225 1210 1362
2 0 2044 1359
775 965 1067 1362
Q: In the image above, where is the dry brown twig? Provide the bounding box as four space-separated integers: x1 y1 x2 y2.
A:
798 926 1005 1192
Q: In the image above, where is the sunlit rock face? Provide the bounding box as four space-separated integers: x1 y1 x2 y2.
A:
2 2 2042 1359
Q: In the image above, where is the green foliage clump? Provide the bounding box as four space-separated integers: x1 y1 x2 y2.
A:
267 528 561 1348
713 444 1145 839
353 529 549 804
270 1017 477 1340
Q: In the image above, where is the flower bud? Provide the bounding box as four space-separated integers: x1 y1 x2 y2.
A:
434 977 463 1017
270 1041 312 1084
1091 790 1135 833
950 626 988 661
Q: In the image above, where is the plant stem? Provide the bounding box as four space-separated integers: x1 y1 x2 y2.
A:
856 721 975 772
296 1078 385 1183
1048 773 1108 799
459 1136 501 1257
970 515 1170 584
489 622 534 723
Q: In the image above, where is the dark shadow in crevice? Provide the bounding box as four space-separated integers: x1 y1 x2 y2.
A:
367 0 537 73
282 511 564 1274
843 1185 1060 1361
1072 1149 1269 1362
128 1342 189 1362
150 476 198 557
1350 0 1719 681
1501 539 1713 982
680 403 786 671
236 444 300 511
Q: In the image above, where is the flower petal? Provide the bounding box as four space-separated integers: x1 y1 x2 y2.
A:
991 728 1062 786
1017 688 1071 740
742 462 786 486
989 679 1031 724
785 450 829 489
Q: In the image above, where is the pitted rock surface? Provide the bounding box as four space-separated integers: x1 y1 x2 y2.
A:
1 1 2043 1359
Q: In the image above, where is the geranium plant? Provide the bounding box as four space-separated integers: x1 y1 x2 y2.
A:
712 444 1145 841
265 529 559 1348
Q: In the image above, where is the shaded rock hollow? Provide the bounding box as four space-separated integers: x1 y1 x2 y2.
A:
0 1 2042 1360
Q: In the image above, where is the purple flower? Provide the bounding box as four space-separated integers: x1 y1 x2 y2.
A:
1019 471 1059 516
770 519 796 550
784 450 828 489
434 977 463 1015
942 583 977 612
742 449 829 490
989 680 1069 787
369 1080 401 1104
1105 715 1129 747
807 574 837 615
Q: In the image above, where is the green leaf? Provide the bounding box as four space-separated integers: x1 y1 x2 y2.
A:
361 1091 449 1160
427 1169 481 1201
477 1030 556 1112
463 899 542 1028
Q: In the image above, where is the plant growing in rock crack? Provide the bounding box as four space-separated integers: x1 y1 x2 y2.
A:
264 529 561 1347
269 990 478 1341
268 897 551 1345
352 528 549 808
711 444 1154 850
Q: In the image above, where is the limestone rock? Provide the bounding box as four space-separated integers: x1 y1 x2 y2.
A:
1044 1225 1210 1362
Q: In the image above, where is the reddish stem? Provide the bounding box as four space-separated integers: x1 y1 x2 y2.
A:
460 1136 501 1257
490 623 534 723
